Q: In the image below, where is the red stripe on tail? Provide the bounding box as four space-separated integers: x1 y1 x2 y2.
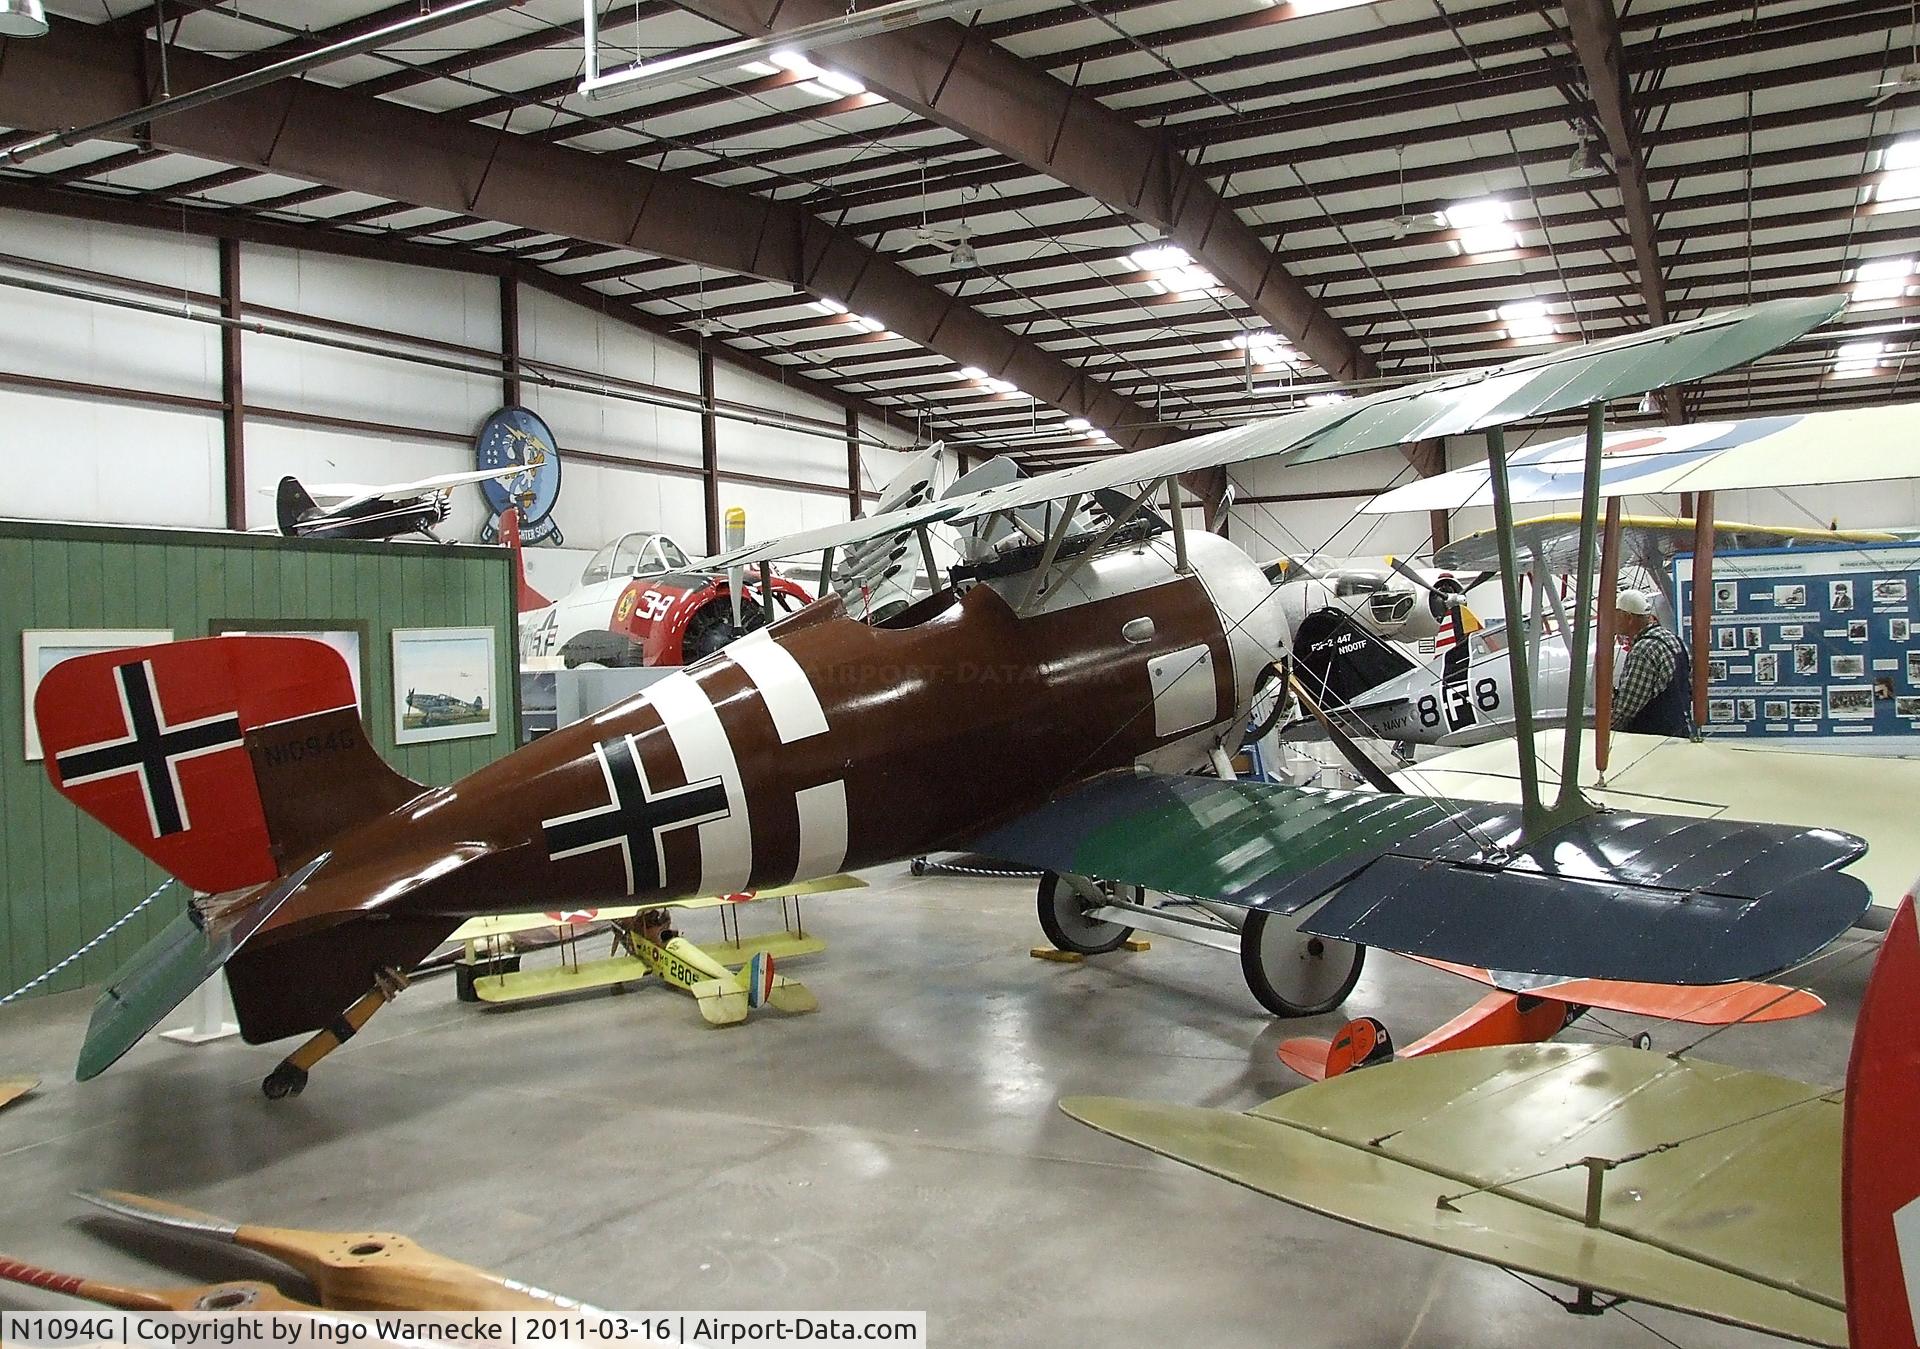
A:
1843 892 1920 1348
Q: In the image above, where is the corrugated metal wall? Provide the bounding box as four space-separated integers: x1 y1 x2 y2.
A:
0 520 518 1000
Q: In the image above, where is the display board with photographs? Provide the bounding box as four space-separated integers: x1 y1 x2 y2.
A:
1677 540 1920 737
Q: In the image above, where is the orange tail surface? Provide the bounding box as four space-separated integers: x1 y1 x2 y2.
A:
500 506 552 611
1843 893 1920 1348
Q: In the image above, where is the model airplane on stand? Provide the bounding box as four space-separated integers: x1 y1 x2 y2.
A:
270 466 525 542
33 294 1882 1095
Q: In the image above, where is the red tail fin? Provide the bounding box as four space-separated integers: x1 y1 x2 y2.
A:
35 637 419 892
500 507 552 611
1844 892 1920 1348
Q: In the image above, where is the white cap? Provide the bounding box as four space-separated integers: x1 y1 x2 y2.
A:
1616 588 1655 616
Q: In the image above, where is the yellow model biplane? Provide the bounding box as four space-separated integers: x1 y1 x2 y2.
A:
442 875 860 1025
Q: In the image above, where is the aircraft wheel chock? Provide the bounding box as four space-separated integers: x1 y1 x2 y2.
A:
1239 909 1364 1017
1036 872 1134 955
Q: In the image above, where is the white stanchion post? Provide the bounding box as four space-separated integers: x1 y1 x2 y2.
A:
160 973 239 1045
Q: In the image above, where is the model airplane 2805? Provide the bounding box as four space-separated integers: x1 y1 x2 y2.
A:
32 294 1880 1093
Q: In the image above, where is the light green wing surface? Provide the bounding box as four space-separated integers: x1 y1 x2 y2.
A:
1063 1043 1844 1347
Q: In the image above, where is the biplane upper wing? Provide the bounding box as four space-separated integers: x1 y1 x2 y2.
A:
1063 895 1920 1349
970 770 1869 984
1403 729 1920 910
1362 400 1920 515
1434 513 1899 575
696 296 1844 571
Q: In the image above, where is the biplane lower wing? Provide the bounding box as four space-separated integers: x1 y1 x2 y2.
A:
971 771 1869 983
1062 1048 1847 1347
1405 729 1920 909
1066 897 1920 1349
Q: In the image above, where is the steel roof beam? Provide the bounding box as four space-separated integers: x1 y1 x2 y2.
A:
664 0 1375 387
0 18 1173 451
1562 0 1667 327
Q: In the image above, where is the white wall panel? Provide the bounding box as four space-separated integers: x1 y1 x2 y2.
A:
243 330 500 435
2 389 222 529
0 207 215 294
241 244 499 351
518 287 703 472
553 459 707 554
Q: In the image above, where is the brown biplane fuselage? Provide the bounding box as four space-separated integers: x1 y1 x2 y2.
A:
225 532 1284 1040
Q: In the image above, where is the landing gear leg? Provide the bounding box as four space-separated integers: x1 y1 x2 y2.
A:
1239 909 1365 1017
261 967 408 1099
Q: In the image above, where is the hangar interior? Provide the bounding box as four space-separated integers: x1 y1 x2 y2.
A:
0 0 1916 1345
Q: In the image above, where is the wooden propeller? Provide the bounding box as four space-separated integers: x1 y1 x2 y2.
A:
0 1253 315 1311
77 1191 588 1312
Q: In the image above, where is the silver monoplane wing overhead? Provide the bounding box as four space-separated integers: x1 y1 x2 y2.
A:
696 296 1846 571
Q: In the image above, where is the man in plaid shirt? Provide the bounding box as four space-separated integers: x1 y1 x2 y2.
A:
1612 589 1693 737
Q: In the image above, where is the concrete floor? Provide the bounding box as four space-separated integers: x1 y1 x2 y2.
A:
0 862 1869 1348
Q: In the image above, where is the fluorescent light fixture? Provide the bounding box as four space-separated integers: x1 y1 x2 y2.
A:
983 377 1017 394
770 49 822 78
1128 243 1192 272
816 68 865 96
1165 265 1221 296
1444 198 1520 254
1497 299 1557 340
854 314 886 332
1875 137 1920 205
1064 417 1091 432
959 366 986 380
1834 339 1887 376
1852 256 1916 306
1305 391 1351 407
1231 330 1299 368
810 297 848 315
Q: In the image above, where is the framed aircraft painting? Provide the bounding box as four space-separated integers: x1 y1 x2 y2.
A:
392 626 498 745
20 628 173 760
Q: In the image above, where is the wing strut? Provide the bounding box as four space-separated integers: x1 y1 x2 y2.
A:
1485 402 1605 843
1689 494 1717 730
1594 498 1624 775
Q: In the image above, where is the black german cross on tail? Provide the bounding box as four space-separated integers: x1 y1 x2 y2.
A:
53 661 243 839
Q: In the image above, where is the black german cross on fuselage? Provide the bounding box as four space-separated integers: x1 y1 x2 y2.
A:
540 734 729 895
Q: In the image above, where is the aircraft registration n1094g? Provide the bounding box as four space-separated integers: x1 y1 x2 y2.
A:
33 295 1880 1093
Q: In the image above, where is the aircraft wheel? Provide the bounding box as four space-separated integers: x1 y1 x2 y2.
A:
1631 1032 1653 1051
1239 909 1364 1017
261 1064 308 1100
1036 872 1134 955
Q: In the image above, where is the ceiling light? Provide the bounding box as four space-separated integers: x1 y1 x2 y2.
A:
810 297 848 315
1835 340 1887 376
770 49 822 79
1567 127 1606 178
959 366 986 380
1306 391 1351 407
1128 243 1192 271
1834 339 1888 377
1852 256 1916 306
0 0 47 37
1231 330 1299 368
1875 137 1920 206
816 68 865 96
1497 299 1557 340
984 377 1018 395
854 314 886 332
1444 198 1520 254
1064 417 1091 432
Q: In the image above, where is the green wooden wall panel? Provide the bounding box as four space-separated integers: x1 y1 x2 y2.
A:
0 521 516 1003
